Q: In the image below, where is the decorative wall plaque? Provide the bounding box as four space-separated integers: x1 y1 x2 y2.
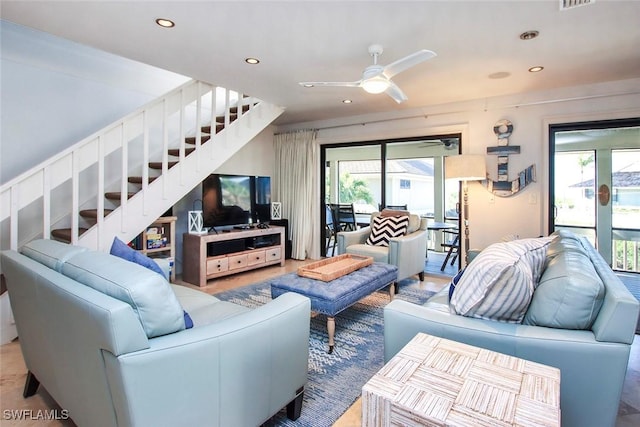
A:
483 119 536 197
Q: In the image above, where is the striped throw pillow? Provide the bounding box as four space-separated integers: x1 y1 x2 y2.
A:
366 215 409 247
450 237 553 323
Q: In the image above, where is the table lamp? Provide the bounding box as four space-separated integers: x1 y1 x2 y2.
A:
445 154 487 262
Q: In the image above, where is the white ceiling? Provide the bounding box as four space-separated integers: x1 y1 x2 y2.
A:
2 0 640 126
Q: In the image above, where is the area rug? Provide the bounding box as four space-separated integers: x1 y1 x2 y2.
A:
215 279 437 427
617 272 640 334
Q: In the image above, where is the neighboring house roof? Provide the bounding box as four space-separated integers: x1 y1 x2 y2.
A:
401 159 435 175
340 159 434 176
570 171 640 188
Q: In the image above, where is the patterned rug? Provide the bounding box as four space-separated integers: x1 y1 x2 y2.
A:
215 279 437 427
617 272 640 334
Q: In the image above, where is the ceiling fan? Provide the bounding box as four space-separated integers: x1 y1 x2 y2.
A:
418 138 459 150
298 44 436 103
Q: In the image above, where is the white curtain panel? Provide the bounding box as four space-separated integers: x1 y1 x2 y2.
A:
273 129 320 260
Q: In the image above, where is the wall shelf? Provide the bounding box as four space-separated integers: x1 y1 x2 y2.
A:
132 216 177 282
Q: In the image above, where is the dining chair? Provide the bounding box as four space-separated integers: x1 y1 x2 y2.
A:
331 203 357 231
325 204 338 256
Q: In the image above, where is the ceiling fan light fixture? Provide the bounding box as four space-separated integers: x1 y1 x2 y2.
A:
362 77 390 94
297 45 435 103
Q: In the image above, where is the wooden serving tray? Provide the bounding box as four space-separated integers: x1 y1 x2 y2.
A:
297 254 373 282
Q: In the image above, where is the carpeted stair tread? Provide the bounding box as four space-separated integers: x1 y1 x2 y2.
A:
79 209 114 219
51 228 89 243
167 147 195 157
127 176 158 184
218 113 237 122
230 104 251 114
200 124 225 134
105 192 136 201
208 113 238 125
185 135 211 145
148 161 178 170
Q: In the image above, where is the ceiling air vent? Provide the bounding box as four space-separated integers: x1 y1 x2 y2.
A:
560 0 595 10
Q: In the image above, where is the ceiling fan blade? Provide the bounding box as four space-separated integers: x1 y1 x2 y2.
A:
383 49 436 79
298 81 361 88
385 81 408 104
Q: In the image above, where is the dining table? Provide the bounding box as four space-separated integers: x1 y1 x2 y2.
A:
426 221 458 232
426 221 460 271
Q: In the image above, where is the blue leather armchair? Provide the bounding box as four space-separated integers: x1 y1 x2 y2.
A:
337 211 428 282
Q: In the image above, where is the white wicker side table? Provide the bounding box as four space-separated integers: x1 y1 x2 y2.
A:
362 333 560 426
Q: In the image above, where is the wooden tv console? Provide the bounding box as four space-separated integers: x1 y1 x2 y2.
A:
182 226 285 287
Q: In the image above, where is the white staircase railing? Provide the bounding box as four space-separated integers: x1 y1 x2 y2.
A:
0 79 283 252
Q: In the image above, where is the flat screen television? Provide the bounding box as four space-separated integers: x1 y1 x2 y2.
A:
202 174 271 228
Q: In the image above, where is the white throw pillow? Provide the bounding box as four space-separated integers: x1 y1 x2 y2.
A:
450 237 553 323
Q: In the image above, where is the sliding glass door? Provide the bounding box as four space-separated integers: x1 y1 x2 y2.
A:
325 144 382 227
550 119 640 272
321 135 461 260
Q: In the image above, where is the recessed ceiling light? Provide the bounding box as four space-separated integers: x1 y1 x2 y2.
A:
529 66 544 73
245 58 260 65
520 30 539 40
342 99 353 104
302 83 314 88
488 71 511 79
155 18 175 28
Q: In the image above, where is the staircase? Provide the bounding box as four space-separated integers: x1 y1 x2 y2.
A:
0 80 283 252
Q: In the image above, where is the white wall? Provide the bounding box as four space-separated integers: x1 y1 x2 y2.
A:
0 20 189 184
172 126 276 274
279 78 640 256
214 125 275 177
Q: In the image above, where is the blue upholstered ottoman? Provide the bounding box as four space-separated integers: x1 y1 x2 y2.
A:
269 262 398 353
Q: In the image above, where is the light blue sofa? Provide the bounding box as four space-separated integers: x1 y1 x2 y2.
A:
384 232 639 427
1 239 311 427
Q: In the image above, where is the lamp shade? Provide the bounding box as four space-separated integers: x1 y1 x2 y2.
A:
445 154 487 181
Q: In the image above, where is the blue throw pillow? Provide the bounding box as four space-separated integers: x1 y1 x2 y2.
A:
183 311 194 329
448 267 466 300
110 237 165 277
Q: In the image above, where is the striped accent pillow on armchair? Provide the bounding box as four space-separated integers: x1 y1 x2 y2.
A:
366 215 409 247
